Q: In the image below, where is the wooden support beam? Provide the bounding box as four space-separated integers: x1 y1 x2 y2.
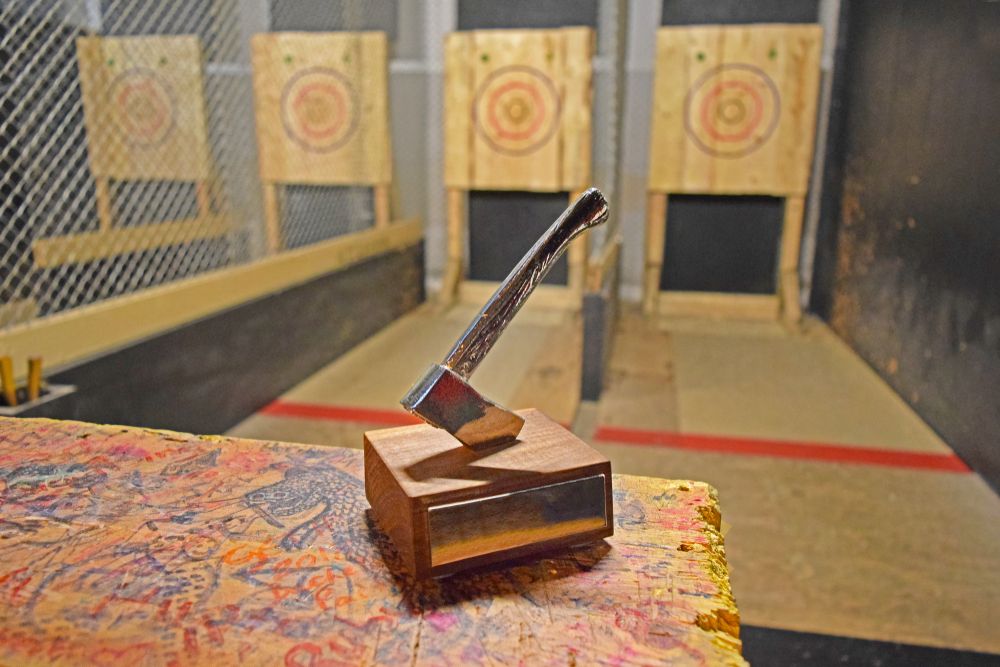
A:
440 188 465 304
262 183 283 254
587 236 621 293
779 195 806 324
643 192 668 316
31 217 230 268
195 181 212 217
373 184 391 229
94 178 113 231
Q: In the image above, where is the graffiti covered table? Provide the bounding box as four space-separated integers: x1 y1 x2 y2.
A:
0 417 745 666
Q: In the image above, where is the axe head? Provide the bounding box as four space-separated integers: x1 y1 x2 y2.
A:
401 364 525 449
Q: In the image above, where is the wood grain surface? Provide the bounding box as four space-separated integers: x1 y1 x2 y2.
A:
251 32 392 187
76 36 212 182
0 417 745 665
365 409 613 577
444 28 593 192
647 24 822 196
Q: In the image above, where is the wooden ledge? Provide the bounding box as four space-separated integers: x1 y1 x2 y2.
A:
31 216 230 268
657 291 780 321
1 219 422 379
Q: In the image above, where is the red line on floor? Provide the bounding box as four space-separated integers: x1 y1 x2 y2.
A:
593 425 970 473
260 401 422 426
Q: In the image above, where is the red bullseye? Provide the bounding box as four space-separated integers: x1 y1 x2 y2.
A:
473 65 561 157
292 82 347 141
699 80 764 142
683 64 781 159
108 68 176 148
486 80 547 141
280 67 359 153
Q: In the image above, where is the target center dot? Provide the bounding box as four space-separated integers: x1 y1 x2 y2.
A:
717 98 747 124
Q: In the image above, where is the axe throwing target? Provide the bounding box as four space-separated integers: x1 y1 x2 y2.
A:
108 67 176 148
280 66 360 153
473 65 561 157
683 64 781 159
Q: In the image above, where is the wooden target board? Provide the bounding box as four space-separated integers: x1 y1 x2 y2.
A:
647 25 822 195
445 28 593 192
76 36 211 182
251 32 391 187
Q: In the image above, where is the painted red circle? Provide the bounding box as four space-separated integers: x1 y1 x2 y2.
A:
292 82 347 141
486 80 547 142
279 67 359 153
683 64 781 159
116 80 169 139
698 80 764 143
108 69 176 147
472 65 561 157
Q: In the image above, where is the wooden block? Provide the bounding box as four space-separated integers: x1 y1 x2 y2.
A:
365 408 613 578
76 36 211 181
444 28 594 192
0 416 745 665
251 32 391 187
647 24 822 196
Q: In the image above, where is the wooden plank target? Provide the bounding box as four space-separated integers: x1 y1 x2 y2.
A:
251 32 391 187
647 24 822 195
445 28 594 192
76 36 211 182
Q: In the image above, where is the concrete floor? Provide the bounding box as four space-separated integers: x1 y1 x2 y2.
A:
229 303 1000 655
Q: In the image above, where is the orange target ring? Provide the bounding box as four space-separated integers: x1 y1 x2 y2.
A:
109 68 175 148
473 65 560 156
281 67 359 153
684 64 780 158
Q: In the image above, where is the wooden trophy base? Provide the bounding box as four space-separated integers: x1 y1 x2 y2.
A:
364 408 613 578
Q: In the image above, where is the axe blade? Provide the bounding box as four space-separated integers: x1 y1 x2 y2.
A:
402 364 525 449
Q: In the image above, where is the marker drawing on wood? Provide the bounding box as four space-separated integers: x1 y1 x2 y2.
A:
0 415 745 665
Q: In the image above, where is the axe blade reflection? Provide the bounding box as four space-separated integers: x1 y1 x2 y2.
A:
401 364 525 449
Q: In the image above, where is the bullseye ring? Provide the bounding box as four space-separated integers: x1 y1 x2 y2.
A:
108 68 176 148
280 67 359 153
473 65 561 156
683 64 781 158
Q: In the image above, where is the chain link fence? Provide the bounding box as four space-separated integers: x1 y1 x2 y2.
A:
1 1 626 332
0 0 385 330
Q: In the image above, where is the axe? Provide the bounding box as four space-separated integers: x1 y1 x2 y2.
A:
402 188 609 449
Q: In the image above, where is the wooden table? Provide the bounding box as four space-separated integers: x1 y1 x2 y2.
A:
0 417 746 666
